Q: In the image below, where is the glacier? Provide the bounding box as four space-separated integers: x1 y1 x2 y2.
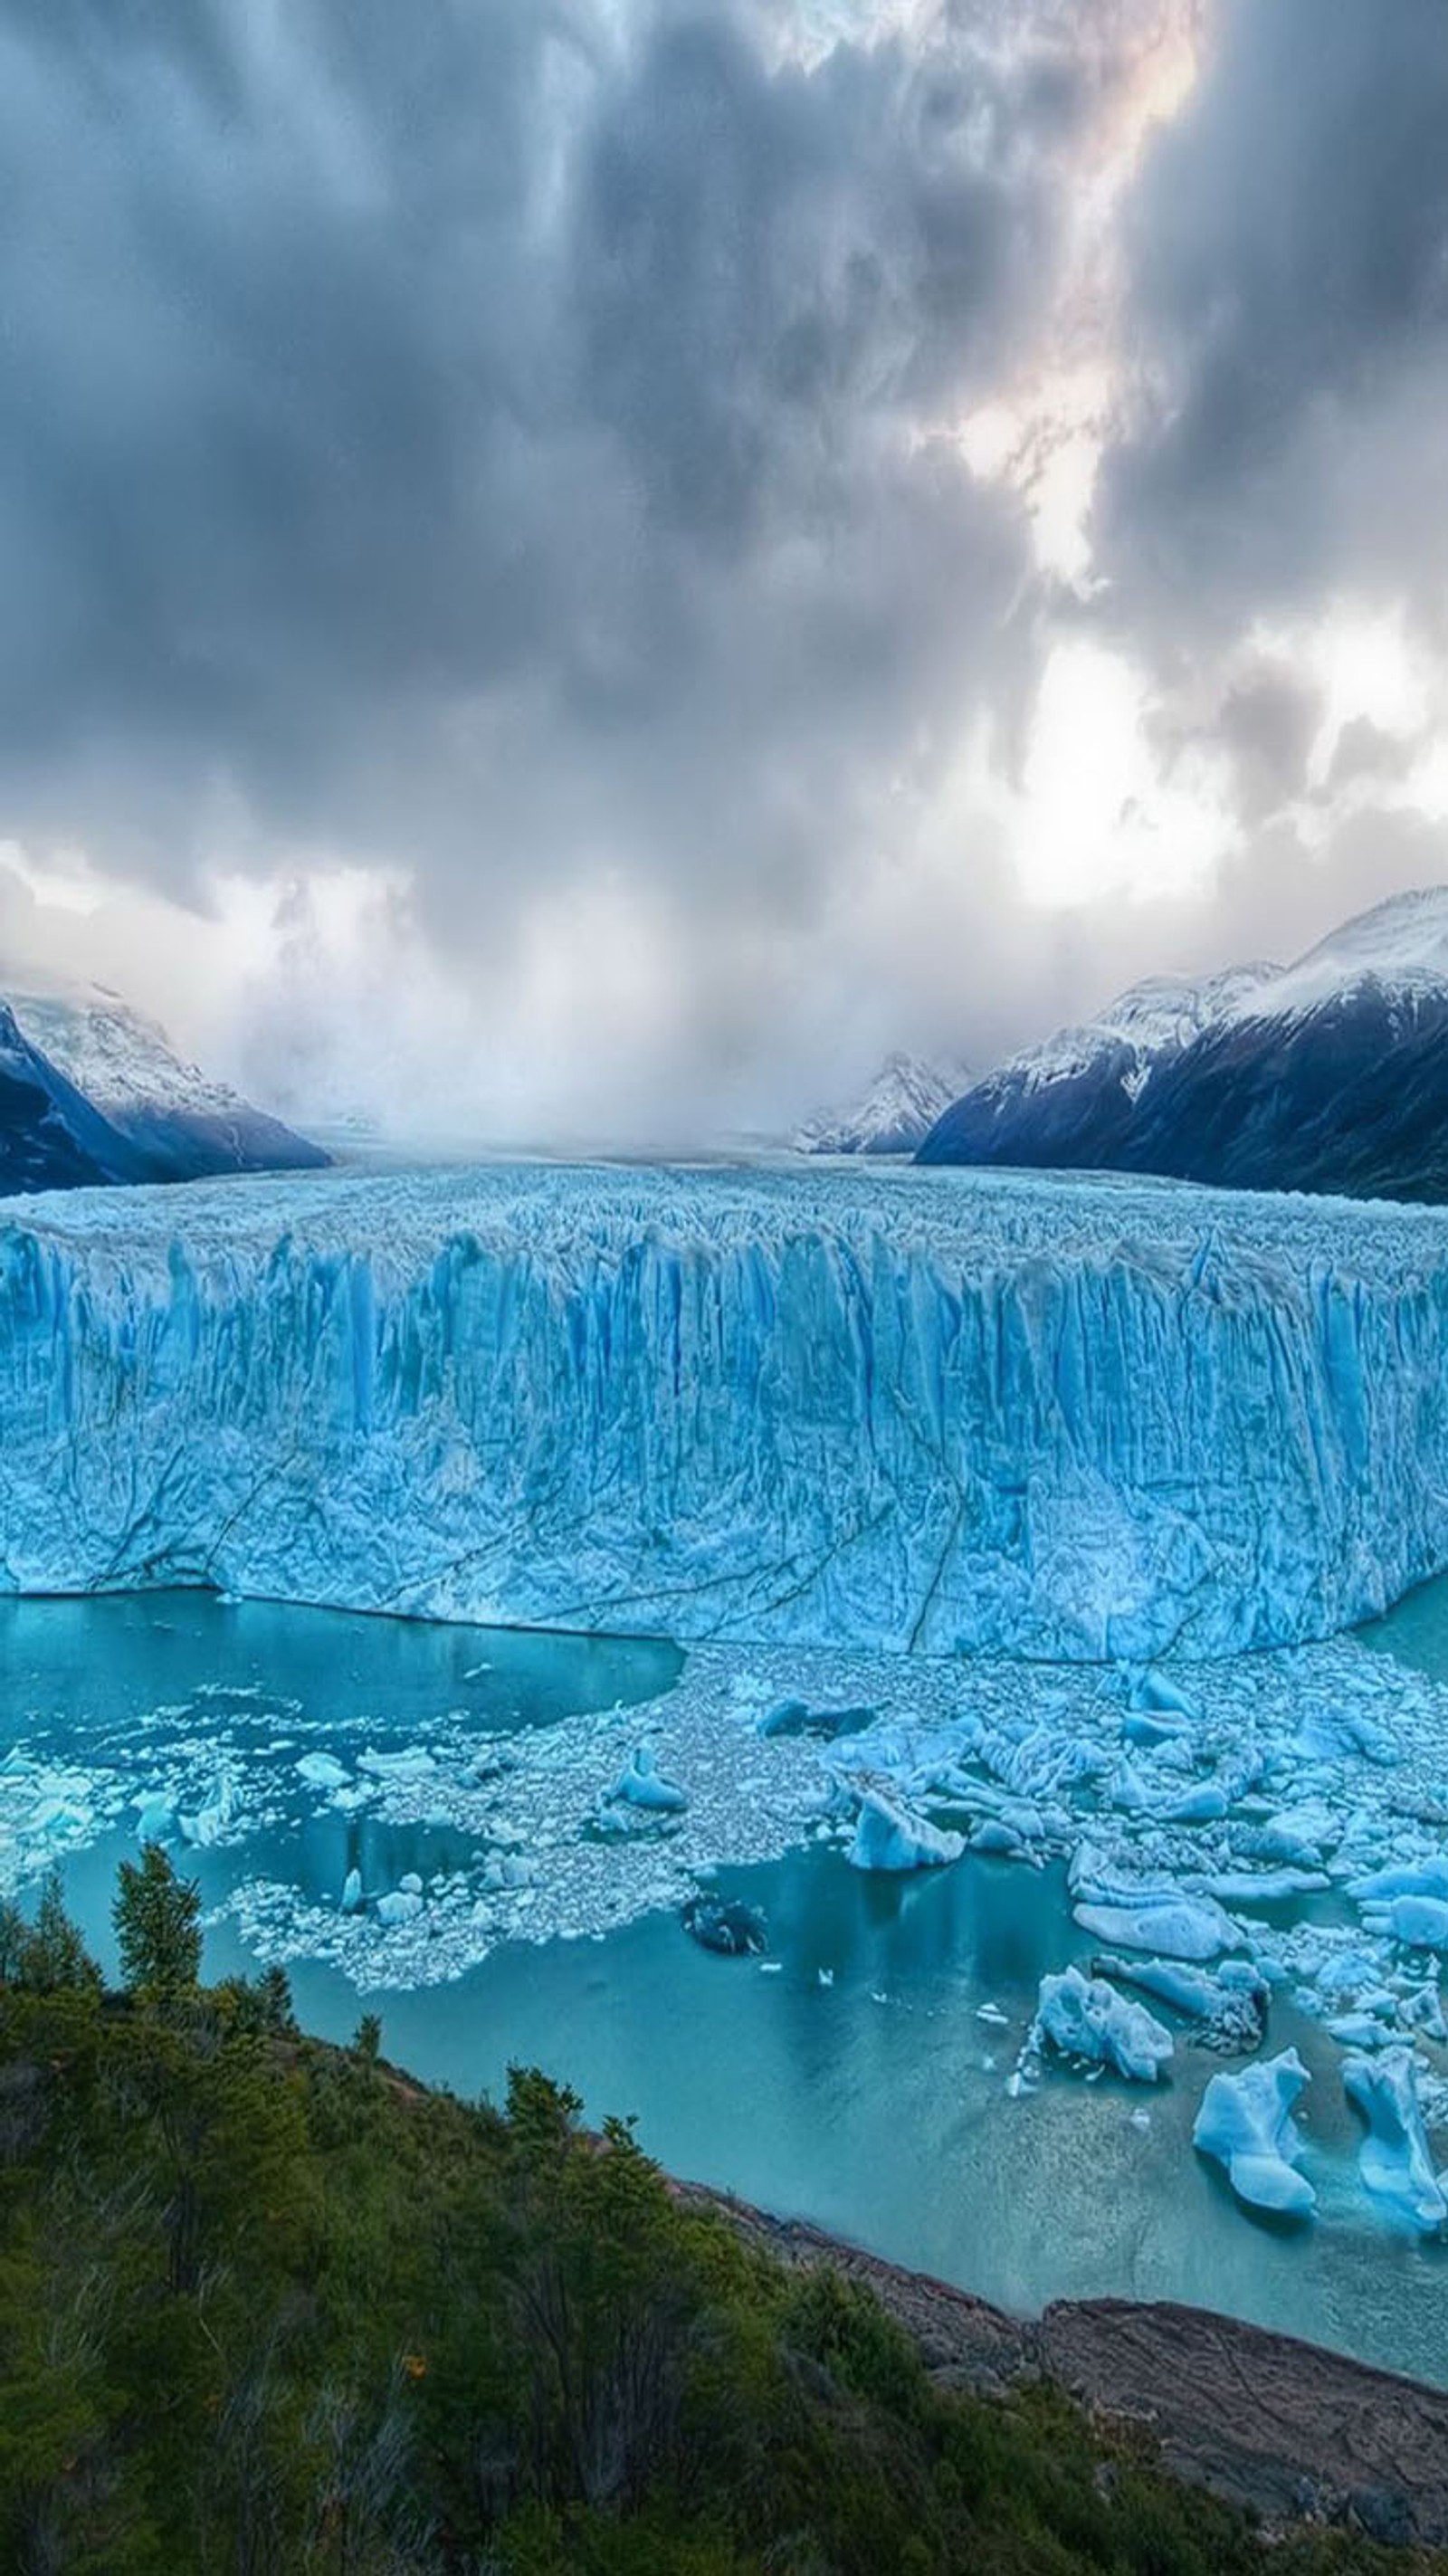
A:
5 1160 1448 1657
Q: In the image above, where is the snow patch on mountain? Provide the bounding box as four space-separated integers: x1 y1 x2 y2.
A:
10 976 250 1121
2 966 327 1186
795 1051 969 1154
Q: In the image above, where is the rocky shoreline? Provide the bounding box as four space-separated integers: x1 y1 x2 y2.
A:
684 2183 1448 2550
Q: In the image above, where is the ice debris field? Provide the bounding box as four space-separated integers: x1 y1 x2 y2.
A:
5 1160 1448 1656
8 1159 1448 2249
11 1607 1448 2241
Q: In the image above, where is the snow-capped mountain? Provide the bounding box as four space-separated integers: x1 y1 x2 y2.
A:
919 887 1448 1204
795 1051 970 1155
0 970 327 1195
0 1001 154 1193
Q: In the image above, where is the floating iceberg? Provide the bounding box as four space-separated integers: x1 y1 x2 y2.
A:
6 1162 1448 1656
1093 1954 1268 2053
1360 1894 1448 1951
1072 1894 1238 1961
1343 2047 1448 2234
376 1886 424 1926
1034 1966 1173 2083
609 1745 688 1815
1193 2050 1316 2218
848 1788 965 1873
297 1751 350 1790
1127 1668 1199 1722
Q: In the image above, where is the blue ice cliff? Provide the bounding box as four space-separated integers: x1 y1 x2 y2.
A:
4 1161 1448 1658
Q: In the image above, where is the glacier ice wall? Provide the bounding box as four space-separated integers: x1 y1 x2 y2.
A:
3 1162 1448 1660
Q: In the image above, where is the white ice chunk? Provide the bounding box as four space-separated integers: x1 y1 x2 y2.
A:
1362 1895 1448 1951
1343 2046 1448 2234
1073 1894 1237 1961
1193 2050 1316 2218
376 1887 424 1925
1351 1859 1448 1903
849 1789 965 1873
1128 1668 1198 1721
1034 1966 1173 2083
609 1745 688 1814
297 1751 350 1789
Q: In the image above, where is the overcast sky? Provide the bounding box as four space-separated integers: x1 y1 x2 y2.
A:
3 0 1447 1141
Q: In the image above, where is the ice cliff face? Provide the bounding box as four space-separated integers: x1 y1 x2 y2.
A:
3 1161 1448 1661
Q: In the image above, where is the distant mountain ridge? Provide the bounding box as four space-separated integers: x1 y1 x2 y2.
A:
919 887 1448 1203
0 969 327 1195
795 1051 970 1155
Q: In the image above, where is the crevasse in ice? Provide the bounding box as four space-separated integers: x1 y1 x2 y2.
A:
4 1160 1448 1657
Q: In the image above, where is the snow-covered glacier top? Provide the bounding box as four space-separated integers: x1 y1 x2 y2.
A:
4 1159 1448 1661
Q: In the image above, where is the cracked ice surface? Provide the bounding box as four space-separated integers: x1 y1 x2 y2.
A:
6 1162 1448 1656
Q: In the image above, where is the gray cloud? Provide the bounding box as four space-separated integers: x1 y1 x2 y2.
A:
1100 0 1448 637
5 0 1448 1137
0 0 1079 959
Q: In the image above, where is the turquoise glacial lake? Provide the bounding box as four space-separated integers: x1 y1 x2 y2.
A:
4 1584 1448 2389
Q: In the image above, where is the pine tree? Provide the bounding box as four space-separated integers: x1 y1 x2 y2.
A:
113 1844 202 2000
21 1868 101 1995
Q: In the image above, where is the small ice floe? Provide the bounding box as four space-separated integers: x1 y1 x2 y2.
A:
1202 1867 1329 1903
1072 1892 1237 1962
1350 1857 1448 1904
1032 1966 1173 2084
607 1745 689 1814
1129 2106 1152 2132
376 1884 424 1926
135 1789 176 1844
1360 1894 1448 1952
976 2002 1011 2027
1157 1783 1229 1825
817 1966 834 1988
358 1747 438 1780
1343 2047 1448 2235
1121 1708 1188 1749
1327 2011 1394 2050
1127 1667 1198 1722
481 1852 538 1892
1235 1804 1336 1869
847 1787 964 1873
296 1751 350 1790
177 1772 238 1847
1192 2050 1316 2219
1094 1953 1268 2054
339 1866 364 1914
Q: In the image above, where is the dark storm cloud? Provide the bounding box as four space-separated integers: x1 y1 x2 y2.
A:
0 0 1080 935
1099 0 1448 636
